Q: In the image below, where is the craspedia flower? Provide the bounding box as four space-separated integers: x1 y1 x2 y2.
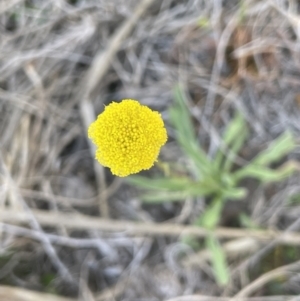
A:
88 99 167 177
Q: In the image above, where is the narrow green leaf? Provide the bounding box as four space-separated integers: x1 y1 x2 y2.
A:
170 85 212 176
239 213 260 229
171 128 210 172
196 198 224 229
141 190 199 203
129 175 219 203
141 191 192 203
206 234 229 286
221 186 247 200
214 113 246 169
172 85 196 144
140 181 216 203
252 132 295 166
233 163 296 183
181 235 201 250
197 16 210 28
127 176 184 190
223 127 248 172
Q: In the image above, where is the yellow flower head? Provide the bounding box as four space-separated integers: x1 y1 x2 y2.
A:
88 99 167 177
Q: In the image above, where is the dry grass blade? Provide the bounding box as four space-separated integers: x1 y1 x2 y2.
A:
1 209 300 246
80 0 156 96
0 285 75 301
183 238 260 268
95 278 128 301
1 156 74 282
165 296 296 301
234 259 300 298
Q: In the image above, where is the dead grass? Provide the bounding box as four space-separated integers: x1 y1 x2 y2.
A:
1 0 300 300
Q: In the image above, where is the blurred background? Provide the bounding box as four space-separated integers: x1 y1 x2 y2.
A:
1 0 300 300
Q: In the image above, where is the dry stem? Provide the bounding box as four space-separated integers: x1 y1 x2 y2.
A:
1 209 300 246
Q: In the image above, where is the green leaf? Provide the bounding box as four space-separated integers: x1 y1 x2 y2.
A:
239 213 260 229
233 163 296 183
214 113 248 172
223 128 248 172
206 234 229 286
197 16 210 28
181 235 201 250
252 132 295 166
172 85 197 144
41 273 56 287
221 186 247 200
238 0 247 23
288 193 300 205
196 198 224 229
140 188 212 203
170 85 211 176
128 175 218 203
127 176 193 191
141 191 195 203
141 181 216 203
231 132 297 183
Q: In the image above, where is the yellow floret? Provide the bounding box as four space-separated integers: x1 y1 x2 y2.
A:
88 99 167 177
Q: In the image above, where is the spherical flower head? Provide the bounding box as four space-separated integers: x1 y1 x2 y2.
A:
88 99 167 177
